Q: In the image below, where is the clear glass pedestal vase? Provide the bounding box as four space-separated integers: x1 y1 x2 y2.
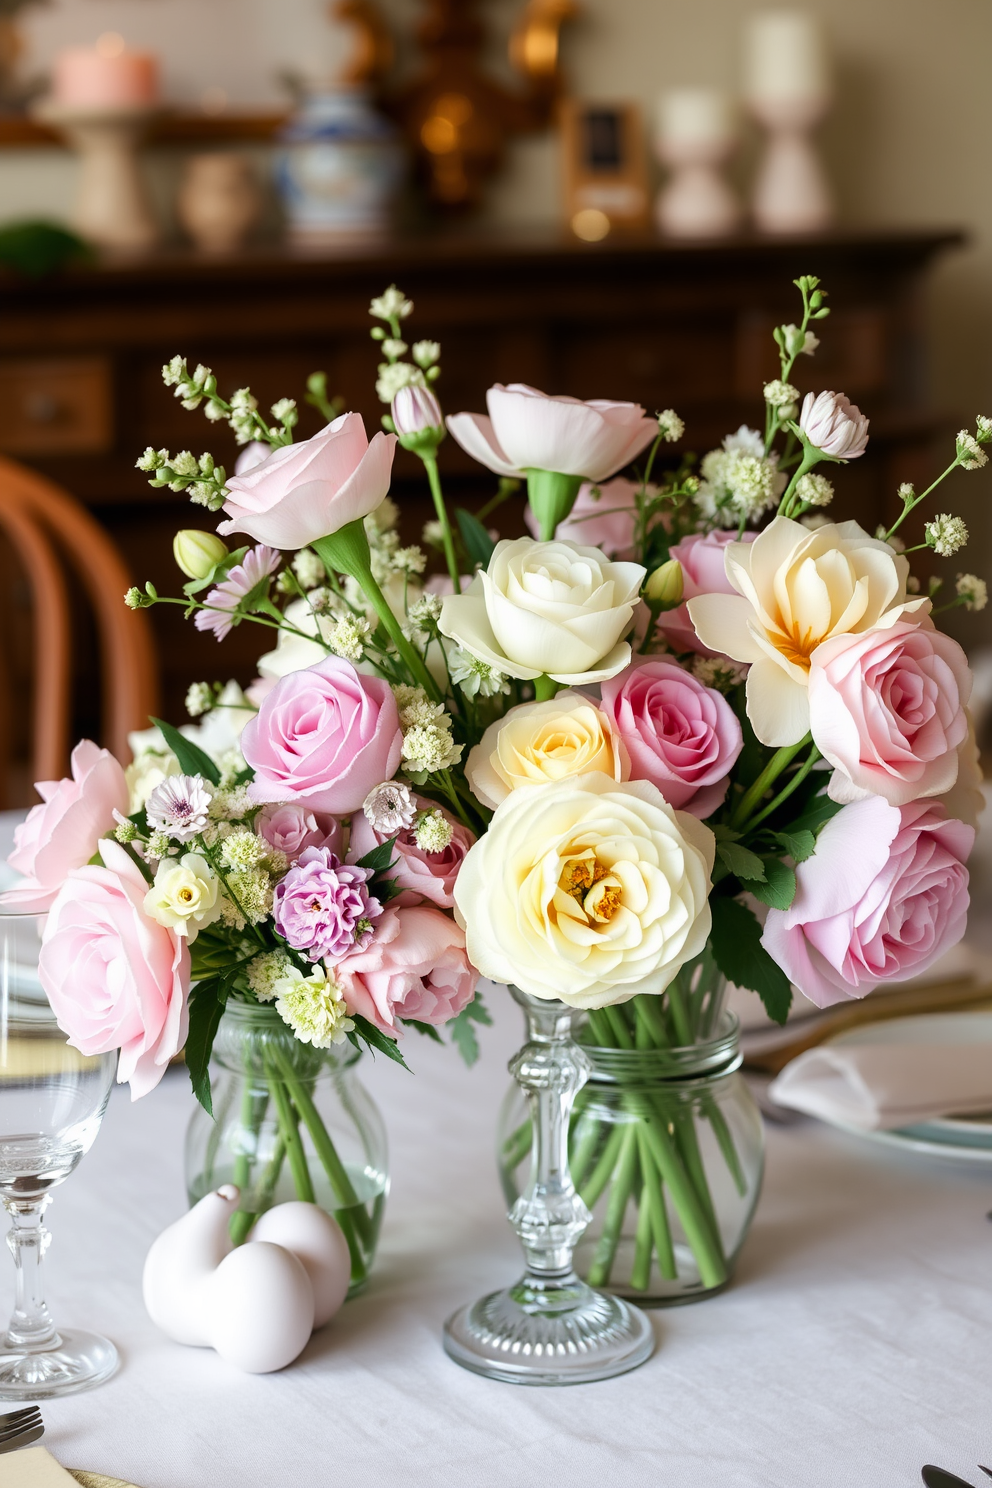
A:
499 1012 764 1305
185 1002 388 1296
443 987 654 1386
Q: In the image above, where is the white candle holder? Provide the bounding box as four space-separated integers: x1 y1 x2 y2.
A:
35 101 161 251
655 88 741 239
748 91 832 234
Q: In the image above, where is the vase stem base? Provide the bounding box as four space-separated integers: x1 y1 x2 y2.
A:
443 1273 654 1386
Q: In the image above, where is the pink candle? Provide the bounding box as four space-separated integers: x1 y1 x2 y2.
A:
52 33 159 109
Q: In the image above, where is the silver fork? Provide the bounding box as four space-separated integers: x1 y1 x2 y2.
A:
0 1405 44 1454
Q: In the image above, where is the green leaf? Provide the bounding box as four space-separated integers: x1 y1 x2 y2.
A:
351 1013 410 1069
182 546 249 598
711 824 742 843
374 876 402 904
184 979 227 1115
449 992 493 1067
786 791 844 837
353 837 397 875
401 1018 443 1042
709 896 792 1025
717 841 766 882
455 508 496 570
740 857 797 911
150 716 221 786
774 828 816 863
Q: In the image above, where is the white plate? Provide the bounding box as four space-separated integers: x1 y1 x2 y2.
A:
824 1012 992 1163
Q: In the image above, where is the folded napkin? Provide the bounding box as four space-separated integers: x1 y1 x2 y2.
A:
769 1042 992 1130
0 1447 77 1486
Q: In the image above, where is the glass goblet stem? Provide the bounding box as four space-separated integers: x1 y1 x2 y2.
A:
3 1196 59 1352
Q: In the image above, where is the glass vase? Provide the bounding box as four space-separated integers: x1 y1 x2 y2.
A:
443 987 654 1386
499 1011 764 1305
185 1002 388 1295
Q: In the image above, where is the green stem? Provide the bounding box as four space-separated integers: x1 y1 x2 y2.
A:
636 1107 727 1289
533 674 562 702
422 454 462 593
312 523 442 700
636 1129 677 1280
778 442 822 517
568 1113 603 1190
266 1055 315 1203
665 976 693 1047
730 736 811 830
604 1005 635 1050
586 1124 638 1287
630 1174 654 1292
884 457 963 541
744 743 822 831
229 1081 269 1243
579 1124 626 1210
703 1094 746 1197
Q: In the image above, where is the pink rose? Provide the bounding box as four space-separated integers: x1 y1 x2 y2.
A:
599 659 743 817
243 656 402 814
255 803 342 861
217 412 397 549
2 741 129 912
525 477 643 559
659 530 757 655
798 390 869 459
348 794 474 908
39 840 191 1099
337 905 478 1034
446 384 657 482
761 797 973 1008
809 620 971 807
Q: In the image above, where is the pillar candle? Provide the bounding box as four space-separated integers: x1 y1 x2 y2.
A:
658 88 736 149
743 11 828 104
52 33 159 109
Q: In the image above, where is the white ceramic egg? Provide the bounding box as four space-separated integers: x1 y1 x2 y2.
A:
250 1202 351 1327
143 1184 238 1346
208 1241 315 1374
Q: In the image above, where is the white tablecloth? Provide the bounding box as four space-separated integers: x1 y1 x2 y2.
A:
4 817 992 1487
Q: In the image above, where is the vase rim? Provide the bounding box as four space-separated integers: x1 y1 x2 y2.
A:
581 1011 741 1082
214 999 361 1069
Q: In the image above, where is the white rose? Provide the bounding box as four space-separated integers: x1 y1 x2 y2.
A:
143 852 221 940
453 773 714 1009
439 537 644 686
257 598 334 681
687 516 929 747
466 694 629 809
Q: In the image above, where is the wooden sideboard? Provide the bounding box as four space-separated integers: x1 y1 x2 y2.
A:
0 225 963 735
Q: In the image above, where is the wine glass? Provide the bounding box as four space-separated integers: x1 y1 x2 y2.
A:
0 910 117 1398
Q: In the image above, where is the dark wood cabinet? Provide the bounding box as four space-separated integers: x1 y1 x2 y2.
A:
0 225 962 728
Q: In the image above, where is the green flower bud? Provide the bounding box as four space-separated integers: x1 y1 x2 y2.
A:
173 529 229 580
644 559 684 610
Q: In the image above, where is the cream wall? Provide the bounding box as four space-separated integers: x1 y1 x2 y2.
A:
5 0 992 637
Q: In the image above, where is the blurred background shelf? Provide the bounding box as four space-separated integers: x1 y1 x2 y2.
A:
0 111 289 147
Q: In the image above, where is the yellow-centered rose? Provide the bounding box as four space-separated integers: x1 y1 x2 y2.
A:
466 694 629 809
687 516 929 747
143 852 221 941
453 773 715 1008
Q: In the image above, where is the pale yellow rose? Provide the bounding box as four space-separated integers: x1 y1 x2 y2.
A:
687 516 929 747
125 750 181 813
143 852 221 941
466 693 629 810
453 773 714 1009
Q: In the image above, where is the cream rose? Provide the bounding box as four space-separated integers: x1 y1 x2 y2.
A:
453 774 715 1009
143 853 221 940
466 694 629 809
687 516 929 747
439 537 644 686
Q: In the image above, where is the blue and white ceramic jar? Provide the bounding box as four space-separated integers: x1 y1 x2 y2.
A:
276 87 404 237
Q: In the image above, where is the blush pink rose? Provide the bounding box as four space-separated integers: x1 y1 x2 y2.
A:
525 477 643 559
447 384 657 482
255 803 342 861
599 659 743 817
39 839 191 1099
243 656 402 814
337 905 478 1034
348 794 474 908
659 530 757 655
218 412 397 549
761 797 973 1008
2 740 129 912
810 620 971 807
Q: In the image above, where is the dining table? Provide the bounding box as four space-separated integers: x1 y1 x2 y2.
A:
2 815 992 1488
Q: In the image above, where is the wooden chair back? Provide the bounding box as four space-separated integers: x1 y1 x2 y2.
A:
0 456 159 798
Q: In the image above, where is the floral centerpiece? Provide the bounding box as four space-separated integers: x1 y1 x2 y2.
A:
7 274 984 1379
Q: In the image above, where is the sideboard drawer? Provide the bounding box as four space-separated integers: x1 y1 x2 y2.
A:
0 357 113 455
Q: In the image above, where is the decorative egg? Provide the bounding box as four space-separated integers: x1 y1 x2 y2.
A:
251 1202 351 1327
208 1241 315 1374
143 1185 238 1347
